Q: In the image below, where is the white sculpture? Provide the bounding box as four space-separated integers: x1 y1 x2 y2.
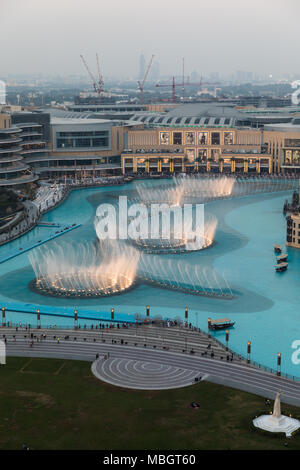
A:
253 391 300 437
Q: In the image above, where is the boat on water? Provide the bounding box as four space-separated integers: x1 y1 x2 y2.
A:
208 317 235 331
274 244 282 253
275 262 288 272
277 253 288 263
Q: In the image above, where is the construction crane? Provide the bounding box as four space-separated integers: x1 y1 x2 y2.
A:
137 54 154 104
80 54 104 103
96 53 104 95
156 76 220 103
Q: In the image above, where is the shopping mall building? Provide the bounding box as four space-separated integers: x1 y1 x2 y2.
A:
2 102 300 184
120 103 300 176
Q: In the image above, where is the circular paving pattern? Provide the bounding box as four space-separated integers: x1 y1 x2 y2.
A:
91 356 202 390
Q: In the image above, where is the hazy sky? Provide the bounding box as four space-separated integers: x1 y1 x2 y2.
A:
1 0 299 78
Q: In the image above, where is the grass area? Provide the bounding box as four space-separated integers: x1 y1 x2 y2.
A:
0 356 299 450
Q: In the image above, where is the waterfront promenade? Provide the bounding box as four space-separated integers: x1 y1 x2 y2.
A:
3 324 300 407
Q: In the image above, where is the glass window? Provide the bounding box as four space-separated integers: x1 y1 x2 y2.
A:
186 148 195 162
285 139 300 147
211 148 221 162
173 132 182 145
198 132 208 145
211 132 220 145
285 150 292 164
198 149 207 162
292 150 300 164
185 132 195 144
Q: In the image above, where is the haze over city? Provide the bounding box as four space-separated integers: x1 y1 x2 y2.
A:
1 0 300 78
2 0 300 456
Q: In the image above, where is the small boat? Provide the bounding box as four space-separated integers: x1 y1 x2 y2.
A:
274 244 282 253
208 318 235 330
275 262 288 272
277 253 288 263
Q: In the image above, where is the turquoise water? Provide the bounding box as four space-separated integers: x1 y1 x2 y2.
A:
0 181 299 377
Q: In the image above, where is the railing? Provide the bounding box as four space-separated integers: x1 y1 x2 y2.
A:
1 319 299 382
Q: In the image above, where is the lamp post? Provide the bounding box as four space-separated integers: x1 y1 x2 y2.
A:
225 330 229 351
207 317 211 337
135 313 140 336
146 305 150 318
277 353 281 377
185 307 188 326
74 309 78 330
111 308 114 321
1 307 5 327
247 341 251 364
37 309 41 329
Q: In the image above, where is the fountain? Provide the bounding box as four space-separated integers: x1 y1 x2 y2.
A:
253 391 300 437
138 254 234 299
29 241 140 298
29 235 233 300
135 175 235 206
129 211 217 254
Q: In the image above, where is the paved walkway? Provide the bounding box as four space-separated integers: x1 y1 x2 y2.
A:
4 330 300 407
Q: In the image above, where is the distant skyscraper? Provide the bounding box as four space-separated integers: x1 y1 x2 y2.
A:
139 53 146 80
150 60 160 81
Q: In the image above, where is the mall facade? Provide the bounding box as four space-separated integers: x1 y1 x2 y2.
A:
2 102 300 184
121 126 272 175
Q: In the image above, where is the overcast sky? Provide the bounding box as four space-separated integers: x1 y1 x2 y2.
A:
1 0 299 78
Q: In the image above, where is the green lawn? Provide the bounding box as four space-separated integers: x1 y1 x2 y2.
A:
0 356 299 450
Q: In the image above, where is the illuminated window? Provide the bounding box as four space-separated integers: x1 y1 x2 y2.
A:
185 132 195 145
198 132 208 145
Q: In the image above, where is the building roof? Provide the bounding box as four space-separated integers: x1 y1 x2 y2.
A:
51 117 112 125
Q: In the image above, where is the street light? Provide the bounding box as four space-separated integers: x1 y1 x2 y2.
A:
277 353 281 376
195 312 198 330
225 330 229 351
74 309 78 330
1 307 5 327
37 309 41 329
247 341 251 364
